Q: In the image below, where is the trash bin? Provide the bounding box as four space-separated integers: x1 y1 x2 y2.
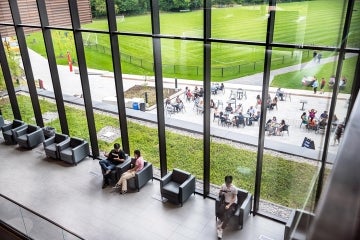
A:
139 102 146 111
132 102 139 110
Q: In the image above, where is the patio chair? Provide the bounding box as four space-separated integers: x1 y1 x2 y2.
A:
1 119 26 145
14 124 45 149
281 124 290 136
215 188 252 230
43 133 69 159
160 168 195 206
58 137 90 165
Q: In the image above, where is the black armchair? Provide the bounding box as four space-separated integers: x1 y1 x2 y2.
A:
127 161 153 191
14 124 45 149
160 168 196 206
58 137 90 165
215 188 252 230
43 133 69 159
1 120 26 144
284 209 315 240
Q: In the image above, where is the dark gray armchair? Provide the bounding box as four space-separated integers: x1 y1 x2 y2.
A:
1 120 26 144
215 188 252 230
14 124 45 149
284 209 315 240
43 133 69 159
160 168 196 206
58 137 90 165
127 161 153 191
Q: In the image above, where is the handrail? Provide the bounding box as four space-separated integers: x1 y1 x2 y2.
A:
0 193 84 240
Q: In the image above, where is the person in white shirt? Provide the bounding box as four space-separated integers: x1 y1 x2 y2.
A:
216 176 238 239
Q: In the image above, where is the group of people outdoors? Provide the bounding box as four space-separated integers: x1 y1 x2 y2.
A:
302 75 347 94
265 116 287 136
300 109 345 143
99 143 144 194
165 95 185 114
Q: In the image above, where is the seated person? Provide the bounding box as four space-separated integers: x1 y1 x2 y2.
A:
185 89 193 101
216 176 238 239
250 111 261 122
235 113 245 127
99 143 126 189
225 103 233 114
308 118 318 130
319 110 329 121
270 97 278 110
329 75 335 86
213 107 221 121
219 83 225 91
234 104 243 114
165 97 171 106
113 149 144 194
210 99 216 109
276 119 286 135
276 88 284 101
247 106 256 117
339 76 347 88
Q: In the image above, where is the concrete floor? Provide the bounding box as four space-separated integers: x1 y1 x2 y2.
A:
0 140 285 240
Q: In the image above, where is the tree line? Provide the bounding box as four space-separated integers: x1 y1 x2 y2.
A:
90 0 311 17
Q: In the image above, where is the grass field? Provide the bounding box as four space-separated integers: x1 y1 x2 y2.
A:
0 94 323 209
24 1 359 81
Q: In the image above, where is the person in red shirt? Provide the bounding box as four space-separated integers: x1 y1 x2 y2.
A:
320 77 326 94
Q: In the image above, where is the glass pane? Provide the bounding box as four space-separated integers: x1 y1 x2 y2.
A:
0 1 13 26
211 3 268 41
163 39 203 184
348 0 360 48
18 0 40 26
274 0 346 47
81 0 108 30
160 7 203 37
210 43 263 197
45 0 72 28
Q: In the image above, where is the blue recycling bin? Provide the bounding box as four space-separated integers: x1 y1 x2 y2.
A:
133 102 139 110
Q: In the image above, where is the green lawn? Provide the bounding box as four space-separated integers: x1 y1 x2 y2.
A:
271 56 357 94
0 95 323 208
23 1 360 81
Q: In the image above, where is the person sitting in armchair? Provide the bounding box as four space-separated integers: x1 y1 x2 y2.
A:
216 176 238 239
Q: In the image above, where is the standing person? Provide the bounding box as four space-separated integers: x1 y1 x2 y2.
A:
333 124 344 145
320 77 326 94
313 50 317 62
99 143 127 189
317 52 322 63
113 149 144 194
255 94 262 109
216 176 238 239
312 77 319 94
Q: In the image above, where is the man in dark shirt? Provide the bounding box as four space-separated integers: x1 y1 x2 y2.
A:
99 143 126 188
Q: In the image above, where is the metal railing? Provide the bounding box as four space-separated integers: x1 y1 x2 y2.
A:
0 194 84 240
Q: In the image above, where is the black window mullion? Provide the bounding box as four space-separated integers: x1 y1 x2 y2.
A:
36 0 69 135
0 32 21 120
150 0 167 177
253 0 277 215
105 0 130 154
203 0 212 197
9 0 44 126
67 0 99 157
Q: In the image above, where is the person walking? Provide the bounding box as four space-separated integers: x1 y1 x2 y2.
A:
320 77 326 94
312 77 319 94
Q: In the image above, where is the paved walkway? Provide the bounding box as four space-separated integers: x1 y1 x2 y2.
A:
27 49 349 160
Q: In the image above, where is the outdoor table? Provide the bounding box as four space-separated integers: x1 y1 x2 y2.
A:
299 100 307 111
242 113 251 125
236 88 244 100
